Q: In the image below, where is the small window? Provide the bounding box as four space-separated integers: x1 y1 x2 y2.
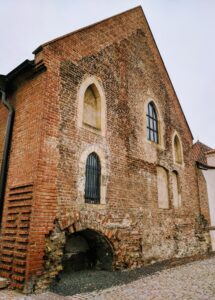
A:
85 152 101 204
172 171 181 208
157 166 169 209
147 102 159 143
83 84 101 130
174 135 183 164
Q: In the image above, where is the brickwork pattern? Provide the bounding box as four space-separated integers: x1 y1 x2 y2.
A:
0 68 47 290
0 6 212 292
0 184 33 289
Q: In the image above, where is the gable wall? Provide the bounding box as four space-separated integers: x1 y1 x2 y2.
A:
0 7 211 292
27 7 211 291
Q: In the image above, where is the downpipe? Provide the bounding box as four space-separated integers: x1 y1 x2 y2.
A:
0 89 15 224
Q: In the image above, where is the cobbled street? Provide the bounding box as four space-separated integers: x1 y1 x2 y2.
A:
1 257 215 300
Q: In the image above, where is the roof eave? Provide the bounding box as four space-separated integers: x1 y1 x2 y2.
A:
196 161 215 170
6 59 34 81
0 60 35 92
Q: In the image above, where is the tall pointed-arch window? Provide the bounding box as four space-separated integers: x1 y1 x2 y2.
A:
85 152 101 204
83 84 101 130
147 102 159 143
157 166 169 209
172 171 181 208
174 135 183 164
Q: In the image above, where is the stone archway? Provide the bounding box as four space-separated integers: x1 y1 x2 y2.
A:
34 222 115 292
62 228 114 272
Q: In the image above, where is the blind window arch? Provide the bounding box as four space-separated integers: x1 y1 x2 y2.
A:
83 84 101 130
174 135 183 164
172 171 181 208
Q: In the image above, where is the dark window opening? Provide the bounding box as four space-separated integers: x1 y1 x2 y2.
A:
85 152 101 204
62 229 114 272
147 102 159 143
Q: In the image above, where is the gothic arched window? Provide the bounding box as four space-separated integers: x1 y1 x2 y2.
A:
174 134 183 164
85 152 101 204
83 84 101 130
146 102 159 143
172 171 181 208
157 166 169 209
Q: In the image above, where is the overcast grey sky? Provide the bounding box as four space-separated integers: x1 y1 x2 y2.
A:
0 0 214 147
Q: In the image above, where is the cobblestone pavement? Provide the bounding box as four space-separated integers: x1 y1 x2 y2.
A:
1 257 215 300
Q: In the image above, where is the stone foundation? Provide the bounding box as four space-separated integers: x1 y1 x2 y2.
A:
29 210 211 293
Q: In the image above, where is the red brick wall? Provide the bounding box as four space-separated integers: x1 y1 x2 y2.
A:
0 71 49 289
0 6 211 291
33 6 209 280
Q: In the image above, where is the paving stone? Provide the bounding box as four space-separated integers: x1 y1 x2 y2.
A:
0 278 8 290
1 257 215 299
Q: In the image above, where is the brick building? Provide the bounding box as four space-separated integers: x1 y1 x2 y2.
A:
0 6 214 292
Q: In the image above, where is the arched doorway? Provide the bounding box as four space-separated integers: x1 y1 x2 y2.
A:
62 228 114 272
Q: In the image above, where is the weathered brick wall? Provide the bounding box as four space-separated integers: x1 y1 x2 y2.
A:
0 6 211 292
30 7 210 290
0 71 48 289
24 64 61 291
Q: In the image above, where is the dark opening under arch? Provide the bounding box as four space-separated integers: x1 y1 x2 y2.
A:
62 228 114 272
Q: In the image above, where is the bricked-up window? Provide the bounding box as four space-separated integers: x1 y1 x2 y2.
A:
83 84 101 130
85 152 101 204
172 171 181 208
174 135 183 164
147 102 159 143
157 166 169 209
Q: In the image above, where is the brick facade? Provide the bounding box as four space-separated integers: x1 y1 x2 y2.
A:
0 6 212 292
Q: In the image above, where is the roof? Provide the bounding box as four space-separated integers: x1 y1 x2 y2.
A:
206 149 215 155
192 141 213 164
0 60 35 92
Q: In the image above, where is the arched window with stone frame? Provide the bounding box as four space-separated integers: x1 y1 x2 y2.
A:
157 166 169 209
78 145 108 205
83 84 101 130
85 152 101 204
77 77 106 136
173 133 183 165
172 170 181 208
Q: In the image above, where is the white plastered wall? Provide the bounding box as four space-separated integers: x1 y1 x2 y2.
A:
203 152 215 251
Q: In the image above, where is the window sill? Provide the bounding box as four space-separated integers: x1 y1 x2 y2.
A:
79 202 107 210
78 123 105 137
146 138 165 150
173 161 185 169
